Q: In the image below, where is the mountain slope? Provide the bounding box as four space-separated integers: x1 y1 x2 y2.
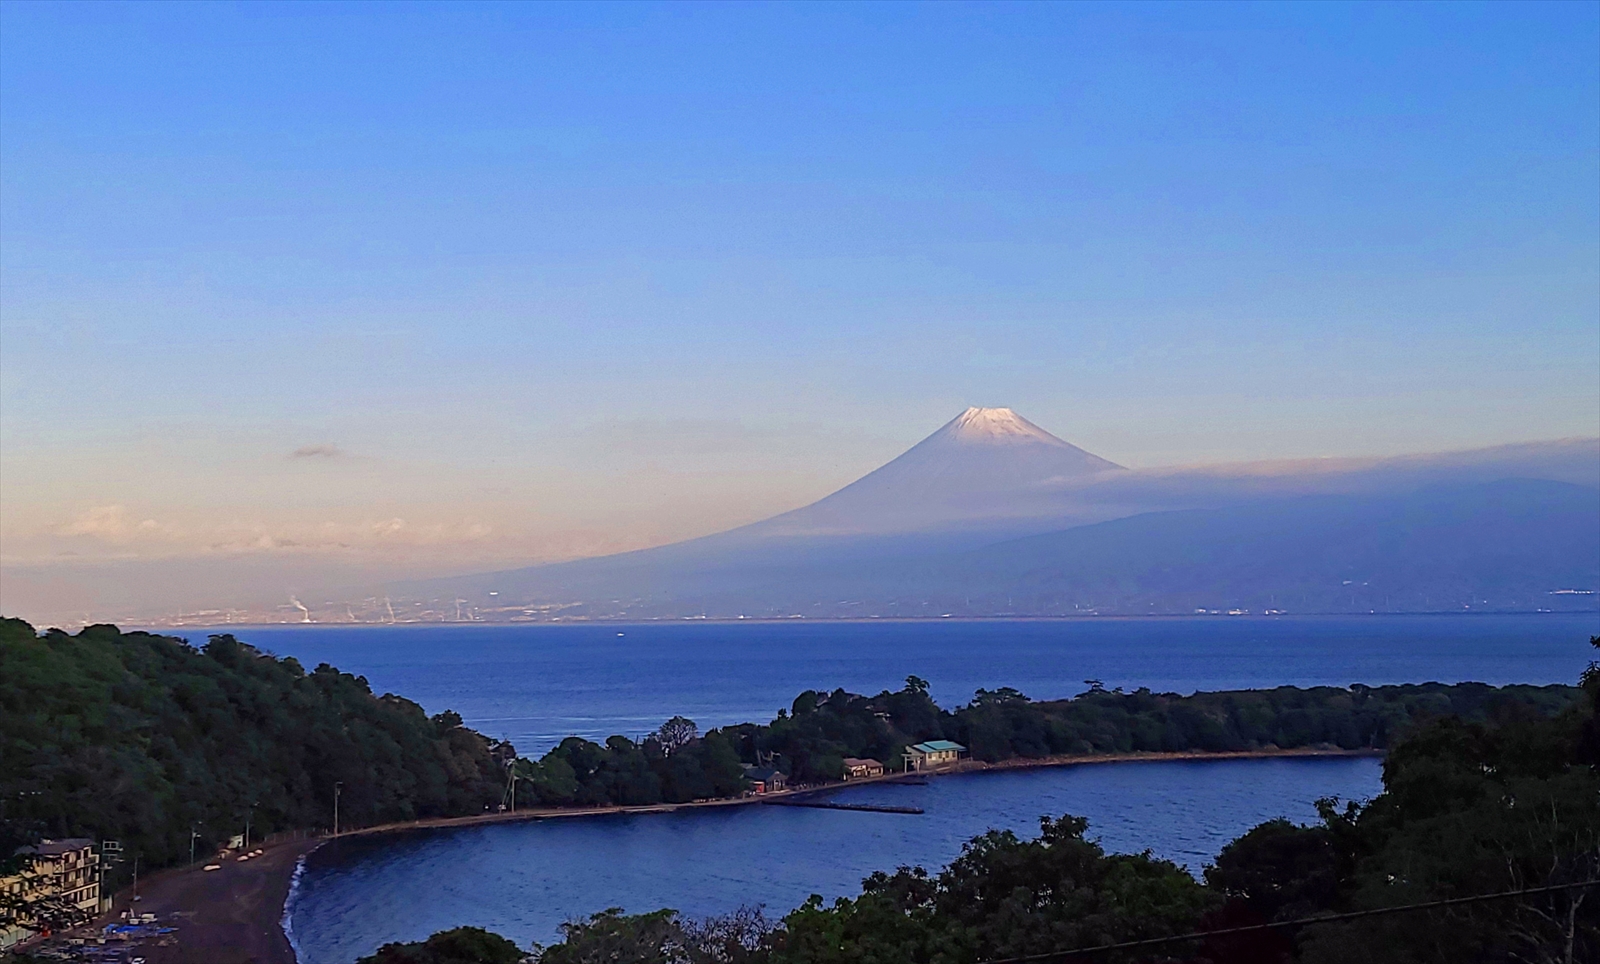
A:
395 408 1132 611
750 407 1124 536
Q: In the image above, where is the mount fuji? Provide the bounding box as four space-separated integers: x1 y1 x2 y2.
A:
391 409 1598 619
749 407 1125 537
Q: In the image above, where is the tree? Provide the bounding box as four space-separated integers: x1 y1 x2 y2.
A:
533 907 777 964
0 620 506 872
1205 818 1342 922
356 926 526 964
656 717 700 756
772 813 1214 962
535 908 687 964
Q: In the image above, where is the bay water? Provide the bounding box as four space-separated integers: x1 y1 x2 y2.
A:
191 614 1597 963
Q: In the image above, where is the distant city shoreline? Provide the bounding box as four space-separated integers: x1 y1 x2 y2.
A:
103 607 1600 632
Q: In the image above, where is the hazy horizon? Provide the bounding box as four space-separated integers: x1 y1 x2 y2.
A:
5 421 1595 627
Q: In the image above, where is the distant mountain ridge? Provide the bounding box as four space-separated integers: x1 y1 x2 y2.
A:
390 410 1599 619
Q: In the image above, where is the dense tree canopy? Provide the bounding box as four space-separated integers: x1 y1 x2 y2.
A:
356 926 526 964
718 674 1578 784
0 618 508 869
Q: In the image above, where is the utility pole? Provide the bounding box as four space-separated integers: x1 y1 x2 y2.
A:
503 761 519 815
188 825 201 867
333 782 342 838
245 802 256 849
98 840 121 914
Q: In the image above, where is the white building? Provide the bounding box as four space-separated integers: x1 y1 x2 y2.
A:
903 740 965 771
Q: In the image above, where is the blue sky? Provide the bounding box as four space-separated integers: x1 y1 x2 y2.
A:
2 1 1597 582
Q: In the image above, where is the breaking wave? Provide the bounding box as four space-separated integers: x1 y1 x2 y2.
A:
281 850 310 963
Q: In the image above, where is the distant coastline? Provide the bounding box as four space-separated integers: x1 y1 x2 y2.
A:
122 608 1600 631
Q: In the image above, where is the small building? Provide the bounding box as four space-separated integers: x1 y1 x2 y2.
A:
1 838 102 950
742 765 788 794
842 757 884 780
904 740 965 771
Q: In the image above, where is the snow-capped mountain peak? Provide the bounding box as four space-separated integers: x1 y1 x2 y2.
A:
745 407 1124 535
940 407 1074 446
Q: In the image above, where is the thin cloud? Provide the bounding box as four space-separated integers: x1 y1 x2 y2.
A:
290 444 346 459
57 505 164 542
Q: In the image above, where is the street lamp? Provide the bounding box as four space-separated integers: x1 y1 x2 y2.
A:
333 782 342 838
244 802 257 849
188 824 203 867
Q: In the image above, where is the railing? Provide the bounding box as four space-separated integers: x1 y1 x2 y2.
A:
258 828 322 846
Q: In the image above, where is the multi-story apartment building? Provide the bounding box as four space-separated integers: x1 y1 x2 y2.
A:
1 838 102 949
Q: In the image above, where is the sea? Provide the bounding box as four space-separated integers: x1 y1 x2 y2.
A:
187 614 1598 963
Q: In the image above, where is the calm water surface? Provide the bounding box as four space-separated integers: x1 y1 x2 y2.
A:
207 614 1597 753
197 615 1592 963
289 756 1384 964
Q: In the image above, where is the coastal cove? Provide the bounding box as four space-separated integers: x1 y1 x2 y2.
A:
288 753 1385 964
101 749 1374 964
249 614 1591 962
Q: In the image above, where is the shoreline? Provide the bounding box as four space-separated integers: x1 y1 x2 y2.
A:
101 746 1378 964
328 746 1382 841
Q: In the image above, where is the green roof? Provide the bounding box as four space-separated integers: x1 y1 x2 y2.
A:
911 740 965 753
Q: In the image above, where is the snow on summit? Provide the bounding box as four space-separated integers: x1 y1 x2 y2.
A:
941 407 1081 446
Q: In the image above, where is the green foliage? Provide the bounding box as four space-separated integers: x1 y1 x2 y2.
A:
533 907 775 964
725 684 930 784
0 619 507 871
720 674 1578 783
1210 635 1600 963
536 908 684 964
951 681 1580 762
1206 819 1342 922
356 926 527 964
1297 713 1600 963
773 814 1214 963
515 729 747 809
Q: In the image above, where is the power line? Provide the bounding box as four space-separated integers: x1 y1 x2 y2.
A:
978 880 1600 963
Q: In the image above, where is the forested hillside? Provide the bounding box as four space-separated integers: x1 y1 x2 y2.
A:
0 619 507 868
